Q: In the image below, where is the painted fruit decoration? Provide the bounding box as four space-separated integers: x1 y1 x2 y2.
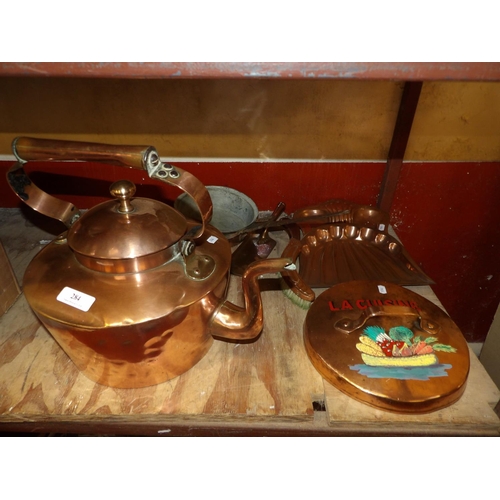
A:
356 325 457 368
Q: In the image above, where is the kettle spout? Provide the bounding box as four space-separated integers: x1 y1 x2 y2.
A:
208 258 296 341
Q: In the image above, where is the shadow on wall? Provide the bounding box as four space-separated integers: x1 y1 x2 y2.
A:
0 77 402 159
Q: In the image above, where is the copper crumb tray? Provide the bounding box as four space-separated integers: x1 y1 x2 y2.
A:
282 223 434 292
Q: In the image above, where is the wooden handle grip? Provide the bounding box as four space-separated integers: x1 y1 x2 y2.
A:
13 136 154 170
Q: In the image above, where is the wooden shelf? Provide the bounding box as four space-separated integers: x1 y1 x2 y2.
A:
1 62 500 81
1 62 499 434
0 208 499 436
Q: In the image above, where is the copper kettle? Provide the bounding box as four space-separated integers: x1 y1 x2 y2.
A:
7 137 295 388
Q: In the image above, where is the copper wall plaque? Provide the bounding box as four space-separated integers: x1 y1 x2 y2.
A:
304 281 470 413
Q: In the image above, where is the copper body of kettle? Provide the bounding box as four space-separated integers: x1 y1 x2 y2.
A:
7 137 294 388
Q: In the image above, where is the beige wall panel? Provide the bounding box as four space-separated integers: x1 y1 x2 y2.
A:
0 78 402 159
407 82 500 161
2 78 499 161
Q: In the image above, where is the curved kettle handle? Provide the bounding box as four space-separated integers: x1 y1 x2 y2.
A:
7 137 212 238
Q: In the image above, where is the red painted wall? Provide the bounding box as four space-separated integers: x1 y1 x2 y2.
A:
2 159 499 343
0 161 385 211
391 162 500 344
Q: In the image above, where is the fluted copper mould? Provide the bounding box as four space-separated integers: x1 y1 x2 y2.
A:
7 137 295 389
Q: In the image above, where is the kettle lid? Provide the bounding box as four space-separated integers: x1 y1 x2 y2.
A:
67 180 188 269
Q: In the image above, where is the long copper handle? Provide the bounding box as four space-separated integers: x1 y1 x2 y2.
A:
13 137 154 169
7 137 213 238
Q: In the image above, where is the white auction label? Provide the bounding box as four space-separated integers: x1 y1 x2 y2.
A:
57 286 96 312
207 235 218 244
378 223 386 231
377 285 387 294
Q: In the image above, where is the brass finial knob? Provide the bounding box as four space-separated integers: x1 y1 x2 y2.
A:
110 180 136 213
